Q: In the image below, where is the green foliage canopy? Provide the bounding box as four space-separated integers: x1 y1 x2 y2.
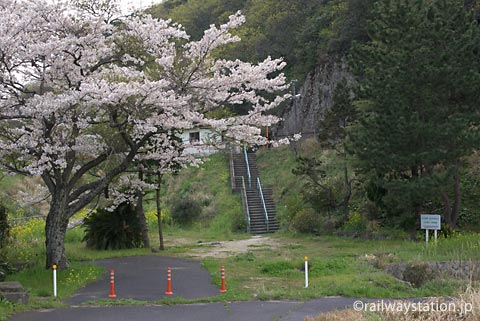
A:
148 0 374 81
348 0 480 226
83 203 143 250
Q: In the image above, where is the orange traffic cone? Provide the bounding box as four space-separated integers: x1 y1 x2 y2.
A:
109 269 117 298
165 267 173 295
220 266 227 293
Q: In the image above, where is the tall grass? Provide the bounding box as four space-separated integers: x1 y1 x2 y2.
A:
308 286 480 321
198 233 479 301
5 217 45 265
6 262 103 298
163 153 245 237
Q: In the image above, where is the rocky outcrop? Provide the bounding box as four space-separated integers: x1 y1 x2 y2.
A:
275 59 353 138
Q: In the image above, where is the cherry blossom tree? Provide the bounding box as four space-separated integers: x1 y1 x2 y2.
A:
0 0 289 268
107 132 194 250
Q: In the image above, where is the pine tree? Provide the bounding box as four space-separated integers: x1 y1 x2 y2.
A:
349 0 480 229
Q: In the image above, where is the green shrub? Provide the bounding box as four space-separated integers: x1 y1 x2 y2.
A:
291 208 321 233
171 197 202 226
145 208 172 230
343 211 368 233
278 194 305 230
0 202 8 248
82 203 142 250
440 223 456 238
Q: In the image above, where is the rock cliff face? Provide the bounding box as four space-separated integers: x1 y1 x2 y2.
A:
275 59 352 138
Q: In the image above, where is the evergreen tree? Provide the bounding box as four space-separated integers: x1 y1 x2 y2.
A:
318 79 356 150
349 0 480 229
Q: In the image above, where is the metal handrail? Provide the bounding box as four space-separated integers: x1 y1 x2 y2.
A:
257 177 269 232
229 151 236 191
243 145 251 188
241 176 251 233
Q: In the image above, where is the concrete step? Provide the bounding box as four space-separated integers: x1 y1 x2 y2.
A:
231 152 279 235
0 282 29 304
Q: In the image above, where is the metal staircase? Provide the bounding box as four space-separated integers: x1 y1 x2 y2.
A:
230 147 279 234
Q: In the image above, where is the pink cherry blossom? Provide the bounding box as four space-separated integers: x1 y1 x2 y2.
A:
0 0 290 269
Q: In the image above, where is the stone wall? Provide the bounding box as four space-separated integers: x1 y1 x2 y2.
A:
385 261 480 283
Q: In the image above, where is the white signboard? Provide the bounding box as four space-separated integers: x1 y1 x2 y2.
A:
421 214 441 244
421 214 441 230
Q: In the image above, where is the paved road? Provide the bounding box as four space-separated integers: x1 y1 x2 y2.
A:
9 298 364 321
8 255 370 321
67 256 218 304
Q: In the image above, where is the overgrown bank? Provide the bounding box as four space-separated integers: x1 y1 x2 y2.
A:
256 140 480 237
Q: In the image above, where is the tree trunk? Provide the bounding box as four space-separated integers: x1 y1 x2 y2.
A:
156 173 165 251
45 199 69 269
441 191 452 227
410 206 423 240
451 162 461 229
136 171 150 248
342 165 351 216
441 162 461 229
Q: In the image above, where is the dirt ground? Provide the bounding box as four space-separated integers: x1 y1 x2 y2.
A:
188 235 280 258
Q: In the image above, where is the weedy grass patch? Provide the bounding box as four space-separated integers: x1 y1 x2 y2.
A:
308 286 480 321
197 232 480 301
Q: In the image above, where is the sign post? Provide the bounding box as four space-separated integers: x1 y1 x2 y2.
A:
420 214 441 245
262 117 272 150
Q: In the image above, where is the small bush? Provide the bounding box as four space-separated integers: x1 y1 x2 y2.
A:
343 211 368 233
82 203 142 250
145 208 172 229
0 203 8 248
403 262 435 287
291 208 321 233
171 197 202 226
279 194 304 229
441 223 456 238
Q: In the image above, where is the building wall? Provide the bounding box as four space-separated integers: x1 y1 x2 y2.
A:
179 128 224 156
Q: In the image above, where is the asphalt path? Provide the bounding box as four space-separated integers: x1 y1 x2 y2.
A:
9 298 365 321
66 256 219 304
8 255 371 321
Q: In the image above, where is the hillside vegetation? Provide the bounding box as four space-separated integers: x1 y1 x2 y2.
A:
161 153 245 236
147 0 375 83
257 140 480 236
151 0 480 235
